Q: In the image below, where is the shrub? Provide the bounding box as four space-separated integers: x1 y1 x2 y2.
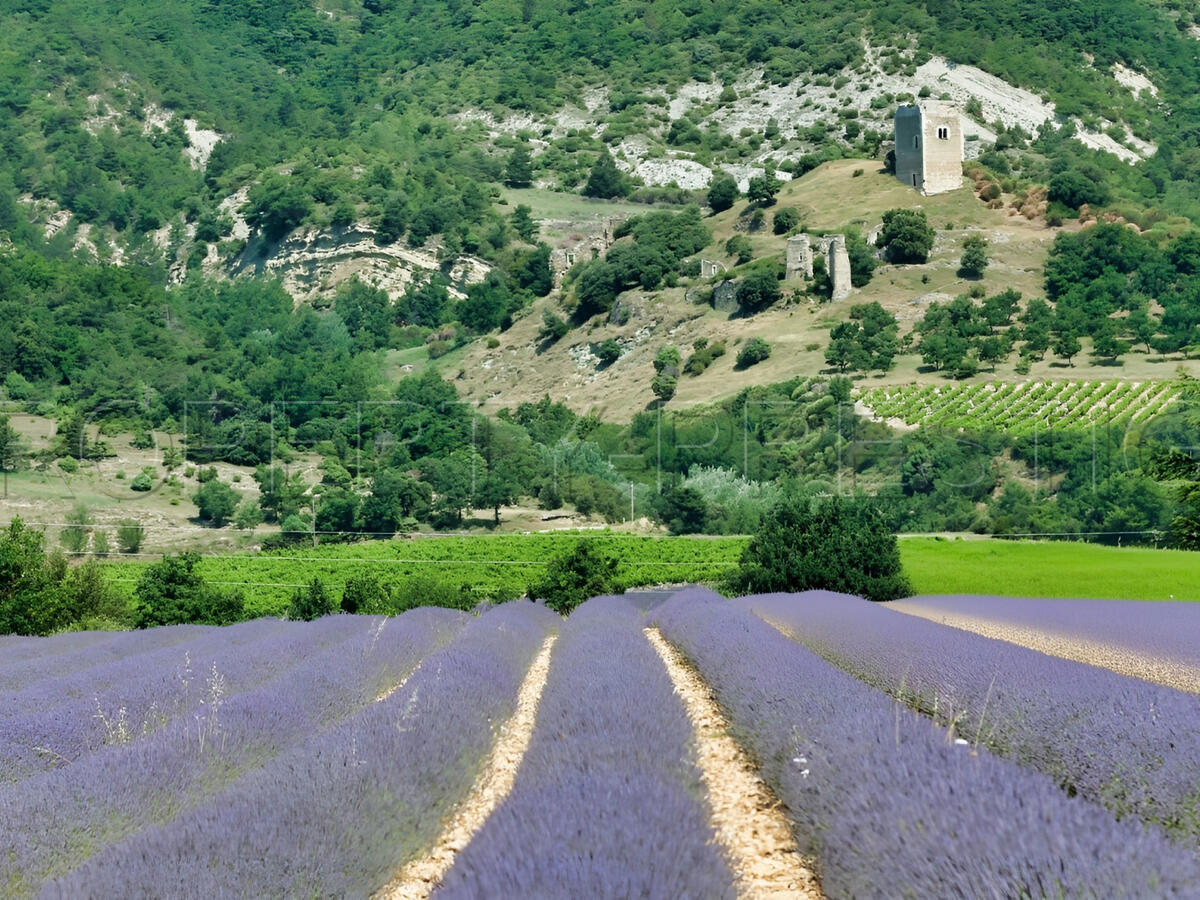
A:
192 480 240 526
735 337 772 368
595 338 621 366
735 270 782 315
878 208 935 263
117 520 145 554
288 577 337 621
706 173 739 213
772 208 800 235
651 373 678 401
526 540 622 614
959 235 989 278
134 552 245 627
726 495 910 602
341 574 390 615
725 234 753 265
130 471 154 492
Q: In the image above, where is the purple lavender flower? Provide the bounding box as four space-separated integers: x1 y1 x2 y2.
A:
39 602 558 899
745 590 1200 846
655 588 1200 898
3 608 467 896
438 595 736 899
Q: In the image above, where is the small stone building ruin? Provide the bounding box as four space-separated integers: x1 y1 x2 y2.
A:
894 101 963 195
786 233 851 301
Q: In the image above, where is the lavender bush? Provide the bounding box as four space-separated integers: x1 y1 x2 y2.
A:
438 595 735 899
898 593 1200 670
2 608 467 895
41 602 559 899
746 590 1200 845
655 588 1200 898
0 617 333 782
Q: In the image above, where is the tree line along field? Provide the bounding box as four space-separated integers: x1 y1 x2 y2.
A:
4 589 1200 897
91 533 1200 615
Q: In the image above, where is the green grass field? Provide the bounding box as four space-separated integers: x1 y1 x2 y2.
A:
900 538 1200 602
98 531 1200 618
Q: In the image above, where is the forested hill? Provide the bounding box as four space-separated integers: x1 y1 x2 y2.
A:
3 0 1200 265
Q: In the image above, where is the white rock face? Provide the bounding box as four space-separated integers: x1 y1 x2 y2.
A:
225 225 489 306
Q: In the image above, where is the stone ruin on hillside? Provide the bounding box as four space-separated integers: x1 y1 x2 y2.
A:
893 100 963 195
786 233 851 301
549 216 625 286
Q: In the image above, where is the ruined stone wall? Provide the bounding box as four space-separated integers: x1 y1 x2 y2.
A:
894 106 925 192
820 234 852 301
918 100 963 194
785 234 812 280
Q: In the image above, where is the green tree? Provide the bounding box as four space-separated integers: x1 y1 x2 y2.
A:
134 552 244 628
0 519 61 635
526 539 622 614
583 148 628 199
288 577 336 621
244 173 313 240
706 173 739 213
878 209 935 263
653 345 682 374
510 204 538 242
844 228 877 288
959 234 989 278
192 480 240 526
725 495 910 602
0 414 27 497
60 504 92 554
746 172 782 206
772 207 800 235
735 337 772 369
1091 320 1130 363
341 574 390 615
538 309 570 344
735 270 782 315
595 338 621 366
1054 332 1082 366
651 373 678 401
725 234 753 265
505 144 534 188
1149 375 1200 548
117 519 145 554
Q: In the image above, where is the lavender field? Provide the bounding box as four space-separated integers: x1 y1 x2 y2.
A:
3 592 1199 898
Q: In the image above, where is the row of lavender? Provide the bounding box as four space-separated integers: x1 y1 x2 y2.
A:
4 610 465 893
40 602 557 897
1 617 358 782
897 593 1200 670
745 590 1200 846
653 589 1200 897
438 595 737 898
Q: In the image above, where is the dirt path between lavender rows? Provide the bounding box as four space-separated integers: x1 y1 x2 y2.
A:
646 627 823 899
375 634 558 900
888 601 1200 695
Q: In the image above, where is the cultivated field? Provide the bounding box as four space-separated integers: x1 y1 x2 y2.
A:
4 590 1199 897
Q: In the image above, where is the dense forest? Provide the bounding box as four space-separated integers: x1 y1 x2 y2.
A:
3 0 1200 581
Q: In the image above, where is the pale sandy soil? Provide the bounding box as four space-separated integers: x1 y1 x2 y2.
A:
375 634 557 900
646 627 823 899
889 601 1200 694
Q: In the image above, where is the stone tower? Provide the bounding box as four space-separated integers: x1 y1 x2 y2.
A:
819 234 852 301
785 234 812 280
894 100 963 195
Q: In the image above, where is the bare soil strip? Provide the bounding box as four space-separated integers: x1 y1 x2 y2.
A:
374 633 558 900
889 602 1200 695
644 627 823 900
374 662 421 703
